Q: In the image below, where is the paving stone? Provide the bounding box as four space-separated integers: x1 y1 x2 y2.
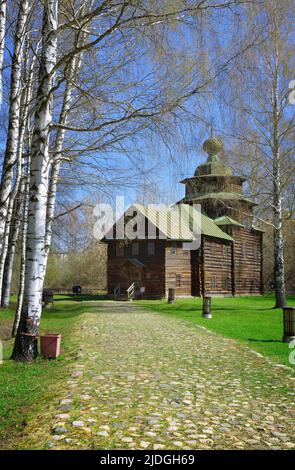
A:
52 426 67 435
72 421 85 428
33 301 294 451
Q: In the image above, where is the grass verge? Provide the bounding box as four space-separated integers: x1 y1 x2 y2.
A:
136 294 295 368
0 294 104 449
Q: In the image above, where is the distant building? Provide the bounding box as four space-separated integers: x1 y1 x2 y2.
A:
103 137 263 299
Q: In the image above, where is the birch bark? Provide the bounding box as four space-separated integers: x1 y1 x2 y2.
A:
272 42 286 308
1 189 24 309
43 1 93 286
0 0 6 108
0 50 35 303
11 0 58 361
0 0 30 252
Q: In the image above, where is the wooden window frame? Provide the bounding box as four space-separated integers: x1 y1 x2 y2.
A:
116 243 124 257
210 277 216 289
176 274 182 288
171 243 177 255
222 244 227 257
131 242 139 255
147 241 155 255
253 244 258 258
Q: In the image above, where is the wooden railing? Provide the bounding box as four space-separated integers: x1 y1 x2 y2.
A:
127 282 135 301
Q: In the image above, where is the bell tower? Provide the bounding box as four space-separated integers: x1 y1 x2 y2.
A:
179 136 256 226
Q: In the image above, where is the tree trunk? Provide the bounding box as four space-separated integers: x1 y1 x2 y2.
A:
12 175 29 337
0 45 35 304
1 188 24 308
11 0 58 361
273 147 286 307
42 1 92 284
272 30 286 309
0 0 6 108
0 0 30 251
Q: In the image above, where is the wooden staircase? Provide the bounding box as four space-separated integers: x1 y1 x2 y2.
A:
113 283 135 301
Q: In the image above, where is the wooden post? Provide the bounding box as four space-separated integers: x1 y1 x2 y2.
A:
201 237 205 297
260 232 264 295
231 240 236 296
202 296 212 318
282 306 295 343
168 288 175 304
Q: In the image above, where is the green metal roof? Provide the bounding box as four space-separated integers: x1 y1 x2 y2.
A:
214 215 244 227
180 205 233 242
252 224 264 232
107 204 234 243
182 191 257 205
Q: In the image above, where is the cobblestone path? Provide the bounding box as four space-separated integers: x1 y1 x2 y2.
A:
36 302 295 449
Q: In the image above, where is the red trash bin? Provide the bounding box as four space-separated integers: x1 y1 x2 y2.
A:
40 333 61 358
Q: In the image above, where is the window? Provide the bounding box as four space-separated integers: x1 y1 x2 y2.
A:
242 241 247 257
147 241 155 255
222 244 227 257
116 243 124 257
171 243 177 255
133 271 141 281
251 279 257 289
253 244 258 258
242 279 247 289
176 274 182 287
132 242 139 255
211 277 216 289
222 278 227 290
211 241 215 255
243 217 251 229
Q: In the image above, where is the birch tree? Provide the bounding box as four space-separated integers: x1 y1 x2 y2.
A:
218 0 294 307
11 0 59 361
0 0 6 107
0 45 36 304
0 0 31 252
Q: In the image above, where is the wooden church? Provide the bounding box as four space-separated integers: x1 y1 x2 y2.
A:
104 137 263 299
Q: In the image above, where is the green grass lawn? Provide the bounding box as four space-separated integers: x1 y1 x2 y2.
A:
137 294 295 368
0 294 105 449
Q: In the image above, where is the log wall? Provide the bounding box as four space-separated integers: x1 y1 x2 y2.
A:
203 237 233 295
107 240 166 298
165 242 192 296
231 227 262 295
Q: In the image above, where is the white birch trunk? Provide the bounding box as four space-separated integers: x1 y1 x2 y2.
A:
272 31 286 309
1 186 24 309
11 0 58 361
12 148 31 337
44 58 79 274
0 0 7 108
0 0 30 252
0 50 34 303
42 1 93 283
